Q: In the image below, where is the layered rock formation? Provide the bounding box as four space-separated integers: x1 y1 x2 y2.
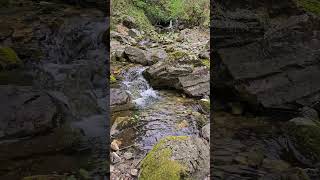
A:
212 0 320 113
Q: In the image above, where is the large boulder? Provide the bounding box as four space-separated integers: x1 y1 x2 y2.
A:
0 85 62 138
110 88 134 112
212 0 320 113
144 53 209 97
139 136 209 180
124 46 151 65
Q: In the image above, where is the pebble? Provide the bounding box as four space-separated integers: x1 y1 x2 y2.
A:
130 169 138 176
111 140 120 151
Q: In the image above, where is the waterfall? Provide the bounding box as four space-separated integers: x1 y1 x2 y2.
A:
121 66 159 108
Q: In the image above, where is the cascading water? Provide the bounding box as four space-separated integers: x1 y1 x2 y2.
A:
121 66 159 108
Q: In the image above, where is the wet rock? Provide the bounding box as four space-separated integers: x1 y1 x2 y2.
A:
0 126 83 161
213 1 320 113
110 88 134 112
0 85 61 138
144 56 209 97
124 46 150 65
139 136 209 180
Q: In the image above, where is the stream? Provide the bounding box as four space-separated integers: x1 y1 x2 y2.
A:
111 66 206 179
0 6 109 179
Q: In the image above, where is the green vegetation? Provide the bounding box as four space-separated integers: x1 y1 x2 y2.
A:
111 0 155 33
140 136 189 180
133 0 209 27
295 0 320 15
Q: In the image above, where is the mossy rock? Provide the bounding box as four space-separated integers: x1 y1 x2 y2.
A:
287 122 320 162
201 58 210 68
139 136 209 180
110 74 117 84
295 0 320 15
0 47 23 70
169 51 189 61
139 136 189 180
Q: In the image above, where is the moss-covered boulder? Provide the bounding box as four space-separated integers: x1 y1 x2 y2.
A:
0 47 23 70
139 136 209 180
287 120 320 163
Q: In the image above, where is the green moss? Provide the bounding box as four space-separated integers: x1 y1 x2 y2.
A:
201 58 210 68
295 0 320 15
288 123 320 162
140 136 189 180
169 51 188 60
111 0 155 33
110 74 117 84
0 47 23 69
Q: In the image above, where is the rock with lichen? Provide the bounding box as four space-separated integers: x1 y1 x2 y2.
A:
0 47 23 70
139 136 209 180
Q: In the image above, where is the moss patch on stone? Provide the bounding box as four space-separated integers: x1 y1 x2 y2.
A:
288 123 320 162
201 59 210 68
169 51 188 61
139 136 189 180
295 0 320 15
0 47 22 69
110 74 117 84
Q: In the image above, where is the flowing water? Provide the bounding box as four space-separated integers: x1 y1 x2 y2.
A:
121 66 159 108
111 66 206 179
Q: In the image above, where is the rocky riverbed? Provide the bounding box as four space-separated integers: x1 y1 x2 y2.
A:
211 0 320 179
109 20 210 179
0 0 108 179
